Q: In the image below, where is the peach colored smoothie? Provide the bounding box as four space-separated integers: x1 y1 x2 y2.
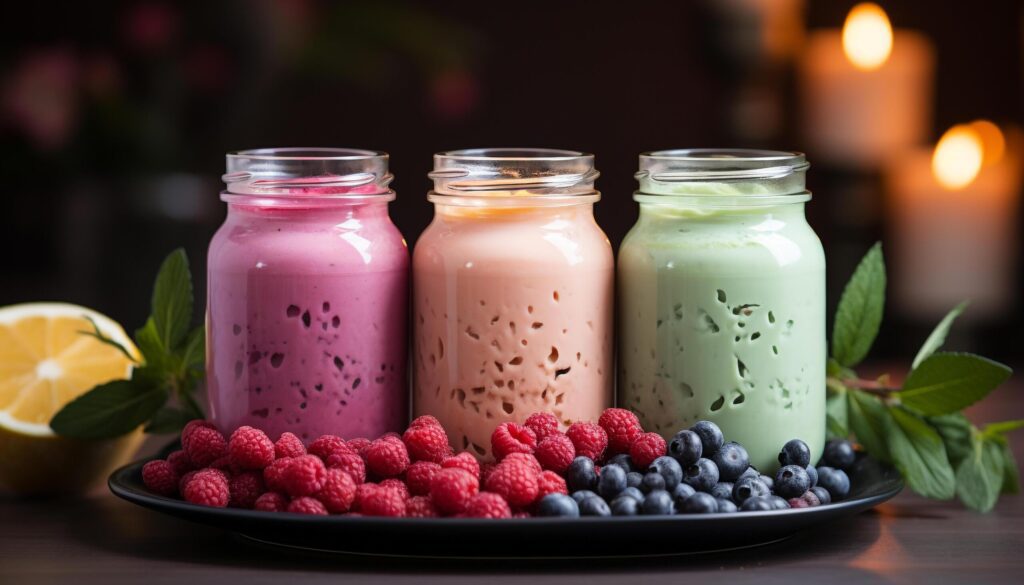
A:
413 149 614 457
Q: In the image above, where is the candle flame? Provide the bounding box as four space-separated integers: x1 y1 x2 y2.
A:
842 3 894 71
932 125 984 190
969 120 1005 167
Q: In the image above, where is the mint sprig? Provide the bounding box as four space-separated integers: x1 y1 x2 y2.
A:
826 242 1020 512
50 249 205 439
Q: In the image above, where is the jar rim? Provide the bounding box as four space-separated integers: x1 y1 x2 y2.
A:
434 147 592 163
227 147 388 161
638 149 809 183
430 147 599 199
223 147 394 200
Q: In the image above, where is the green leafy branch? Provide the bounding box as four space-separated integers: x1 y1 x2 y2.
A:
826 243 1019 512
50 249 205 439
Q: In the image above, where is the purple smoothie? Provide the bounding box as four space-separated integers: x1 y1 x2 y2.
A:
206 152 408 442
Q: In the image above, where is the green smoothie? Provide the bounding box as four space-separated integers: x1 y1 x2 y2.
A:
618 151 825 472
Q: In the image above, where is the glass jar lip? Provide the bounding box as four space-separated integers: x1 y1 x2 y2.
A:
637 148 809 182
223 147 393 201
226 147 388 161
434 147 592 163
430 147 599 200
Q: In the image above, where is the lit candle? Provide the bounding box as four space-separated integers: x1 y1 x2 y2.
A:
886 121 1022 319
798 3 935 168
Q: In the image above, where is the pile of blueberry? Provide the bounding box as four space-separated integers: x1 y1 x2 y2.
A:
537 420 857 517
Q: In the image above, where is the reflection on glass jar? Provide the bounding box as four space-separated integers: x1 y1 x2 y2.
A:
414 149 614 457
206 148 408 443
618 150 825 471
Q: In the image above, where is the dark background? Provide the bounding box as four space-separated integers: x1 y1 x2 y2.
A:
1 0 1021 365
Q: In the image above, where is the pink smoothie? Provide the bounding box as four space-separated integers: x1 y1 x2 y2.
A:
206 201 408 442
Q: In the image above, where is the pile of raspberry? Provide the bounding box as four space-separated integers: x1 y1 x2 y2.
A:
141 408 647 518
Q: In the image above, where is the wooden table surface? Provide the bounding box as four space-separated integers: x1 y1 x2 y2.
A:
3 383 1022 585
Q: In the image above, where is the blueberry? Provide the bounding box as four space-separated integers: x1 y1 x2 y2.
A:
716 498 738 513
778 439 812 468
806 465 819 488
774 465 811 499
710 481 734 501
620 486 645 503
690 420 724 457
810 486 832 505
679 491 718 514
823 440 856 470
668 429 703 466
737 466 760 482
567 456 598 492
571 489 598 504
683 458 720 492
626 472 643 489
671 482 696 505
712 441 750 481
641 489 675 515
740 496 774 511
732 476 771 505
537 494 580 517
578 496 612 517
610 496 641 516
817 466 851 500
768 495 791 510
640 471 667 493
597 463 628 499
648 456 683 490
607 453 635 473
759 474 774 491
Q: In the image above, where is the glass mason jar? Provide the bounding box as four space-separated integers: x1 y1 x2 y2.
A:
413 149 614 457
206 148 409 443
618 149 825 471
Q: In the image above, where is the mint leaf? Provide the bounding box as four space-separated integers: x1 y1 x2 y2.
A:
151 248 193 351
982 419 1024 437
826 388 848 438
134 318 166 365
928 412 973 468
79 316 139 363
912 301 968 369
997 441 1019 494
899 353 1012 416
181 325 205 372
831 242 885 368
847 390 892 462
50 380 168 439
886 406 956 499
955 436 1003 512
145 406 195 434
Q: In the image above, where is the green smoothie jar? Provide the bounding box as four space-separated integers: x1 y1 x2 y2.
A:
618 149 825 472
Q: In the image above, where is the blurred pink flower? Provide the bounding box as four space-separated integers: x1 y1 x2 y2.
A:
123 2 179 52
2 48 79 151
429 68 480 121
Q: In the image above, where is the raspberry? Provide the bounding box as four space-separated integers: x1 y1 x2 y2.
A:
480 462 497 485
537 470 568 498
410 415 443 429
430 468 479 515
254 491 288 512
315 468 357 513
465 492 512 518
358 484 407 517
325 451 367 484
406 461 442 496
403 424 451 463
534 434 576 474
364 438 409 478
485 460 539 508
274 432 307 459
142 460 178 496
381 432 403 442
228 426 275 470
182 469 230 508
263 457 293 492
491 423 537 460
166 450 194 476
441 452 480 479
629 432 668 470
178 470 198 494
512 511 532 518
208 455 241 476
405 495 440 518
598 408 643 455
229 471 265 509
566 422 608 461
183 425 228 467
524 412 560 442
309 435 350 460
181 419 215 445
503 452 542 474
283 455 327 497
347 437 371 455
287 496 328 515
353 483 377 511
380 478 410 502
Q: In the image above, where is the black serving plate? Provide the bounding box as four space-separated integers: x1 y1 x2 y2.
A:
109 456 902 558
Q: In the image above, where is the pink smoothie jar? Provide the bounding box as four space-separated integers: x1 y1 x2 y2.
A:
206 148 408 442
413 149 614 458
